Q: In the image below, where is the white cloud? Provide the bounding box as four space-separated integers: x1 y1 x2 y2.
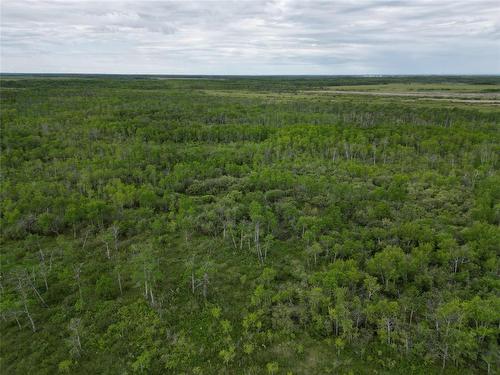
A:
1 0 499 74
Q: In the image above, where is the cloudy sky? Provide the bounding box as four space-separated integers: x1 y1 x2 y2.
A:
1 0 499 74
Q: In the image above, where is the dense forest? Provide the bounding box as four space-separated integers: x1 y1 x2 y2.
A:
1 75 499 374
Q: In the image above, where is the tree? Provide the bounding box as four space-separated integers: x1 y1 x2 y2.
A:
366 299 399 345
67 318 83 357
436 234 469 274
132 243 161 307
366 246 406 289
250 201 265 264
328 287 353 340
15 272 36 332
363 275 381 300
187 259 216 300
307 242 322 266
434 299 472 370
177 196 197 243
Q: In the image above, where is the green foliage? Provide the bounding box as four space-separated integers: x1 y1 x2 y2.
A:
1 75 499 374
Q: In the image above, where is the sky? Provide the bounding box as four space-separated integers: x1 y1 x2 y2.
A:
1 0 499 75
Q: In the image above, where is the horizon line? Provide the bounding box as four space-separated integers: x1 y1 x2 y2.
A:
2 72 500 77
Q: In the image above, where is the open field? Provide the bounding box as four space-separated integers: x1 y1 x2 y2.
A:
308 89 500 103
1 75 499 374
318 82 500 93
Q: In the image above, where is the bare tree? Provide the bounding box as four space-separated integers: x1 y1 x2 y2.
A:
110 224 119 251
68 318 83 357
15 273 36 332
26 271 47 307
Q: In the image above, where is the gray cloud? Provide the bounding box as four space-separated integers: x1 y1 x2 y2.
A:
1 0 499 74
